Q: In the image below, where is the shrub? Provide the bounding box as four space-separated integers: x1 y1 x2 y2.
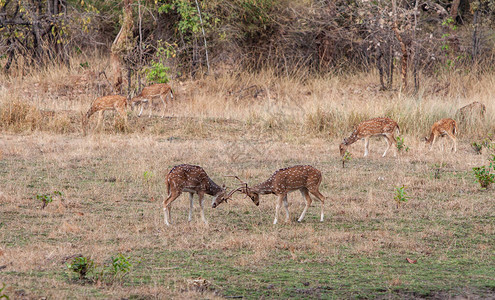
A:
473 155 495 189
0 101 41 132
66 256 95 280
110 253 132 282
394 185 408 208
396 136 409 152
342 151 352 168
36 191 62 209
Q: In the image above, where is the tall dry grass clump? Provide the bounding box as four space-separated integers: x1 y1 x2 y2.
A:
0 101 41 132
1 55 495 142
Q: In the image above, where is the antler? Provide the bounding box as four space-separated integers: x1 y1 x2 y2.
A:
225 175 250 200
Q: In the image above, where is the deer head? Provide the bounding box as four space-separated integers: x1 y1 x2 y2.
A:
339 142 348 156
211 177 260 208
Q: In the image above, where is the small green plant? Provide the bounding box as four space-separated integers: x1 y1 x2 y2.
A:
66 256 94 280
36 191 62 209
394 185 408 208
396 136 409 152
0 283 9 299
473 155 495 189
143 171 153 182
472 142 483 154
342 151 352 168
110 253 132 282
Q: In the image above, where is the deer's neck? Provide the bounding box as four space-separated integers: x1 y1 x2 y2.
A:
344 130 361 146
252 178 274 194
206 178 223 196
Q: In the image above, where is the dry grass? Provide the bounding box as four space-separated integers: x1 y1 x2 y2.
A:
0 56 494 298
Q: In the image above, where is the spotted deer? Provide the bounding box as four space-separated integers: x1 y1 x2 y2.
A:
163 164 227 226
457 101 486 121
339 117 400 157
82 95 128 135
424 118 457 152
213 165 325 225
130 83 174 118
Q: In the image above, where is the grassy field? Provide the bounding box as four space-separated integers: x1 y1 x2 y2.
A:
0 60 495 299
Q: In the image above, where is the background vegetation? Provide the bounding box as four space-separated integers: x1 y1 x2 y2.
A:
0 0 495 299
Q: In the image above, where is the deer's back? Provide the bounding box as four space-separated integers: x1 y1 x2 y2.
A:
141 83 171 97
92 95 126 110
270 165 321 193
356 117 398 136
432 118 456 134
459 101 486 117
166 164 209 191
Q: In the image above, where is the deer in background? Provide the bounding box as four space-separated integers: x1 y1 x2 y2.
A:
457 101 486 121
424 118 457 152
163 164 227 226
82 95 128 135
213 165 325 224
130 83 174 118
339 117 400 158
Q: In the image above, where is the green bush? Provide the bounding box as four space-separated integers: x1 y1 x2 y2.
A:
66 256 95 280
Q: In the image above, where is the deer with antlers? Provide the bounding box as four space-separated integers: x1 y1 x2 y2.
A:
339 117 400 158
163 164 227 226
82 95 128 135
131 83 174 118
424 118 457 152
213 165 325 224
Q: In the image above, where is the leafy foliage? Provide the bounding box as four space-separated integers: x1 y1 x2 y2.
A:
36 191 62 209
66 256 95 280
394 185 408 208
473 155 495 189
0 283 9 299
396 136 409 152
110 253 133 282
342 151 352 168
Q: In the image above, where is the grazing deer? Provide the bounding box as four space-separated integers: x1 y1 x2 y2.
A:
339 117 400 157
213 165 325 225
130 83 174 118
457 101 486 121
424 118 457 152
82 95 128 135
163 164 226 226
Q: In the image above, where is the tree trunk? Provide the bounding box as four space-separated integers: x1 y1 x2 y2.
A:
450 0 461 21
111 0 134 94
392 0 407 90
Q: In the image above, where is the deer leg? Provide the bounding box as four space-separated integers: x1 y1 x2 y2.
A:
160 94 167 118
95 111 103 131
363 137 370 157
148 98 153 118
274 194 284 225
298 188 312 223
198 191 208 224
188 193 194 222
382 135 391 157
429 135 437 151
138 102 145 117
118 107 128 129
448 134 457 152
282 195 290 223
391 134 398 157
163 191 181 226
309 189 326 222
